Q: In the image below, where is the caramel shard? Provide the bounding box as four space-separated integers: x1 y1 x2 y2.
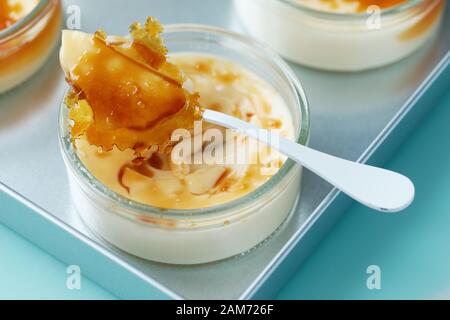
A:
60 18 202 152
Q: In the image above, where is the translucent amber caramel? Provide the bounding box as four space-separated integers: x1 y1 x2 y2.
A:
62 18 202 152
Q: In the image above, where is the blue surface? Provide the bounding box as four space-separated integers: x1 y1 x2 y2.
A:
1 91 450 300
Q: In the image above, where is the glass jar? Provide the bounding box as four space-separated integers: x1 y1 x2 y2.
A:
234 0 445 72
0 0 61 93
59 24 310 265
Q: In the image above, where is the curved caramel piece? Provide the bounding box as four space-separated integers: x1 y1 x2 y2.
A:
60 18 202 152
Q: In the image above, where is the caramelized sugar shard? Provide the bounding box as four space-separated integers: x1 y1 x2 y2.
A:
66 90 93 140
112 17 184 84
61 17 202 152
129 17 167 69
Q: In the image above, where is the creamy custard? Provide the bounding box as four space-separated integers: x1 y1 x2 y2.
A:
75 54 294 210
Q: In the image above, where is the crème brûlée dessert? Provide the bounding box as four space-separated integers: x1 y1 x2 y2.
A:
235 0 445 71
60 20 293 209
0 0 61 93
59 18 305 264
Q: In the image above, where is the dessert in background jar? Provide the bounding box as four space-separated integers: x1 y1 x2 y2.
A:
59 19 310 264
0 0 61 93
234 0 445 71
0 0 37 30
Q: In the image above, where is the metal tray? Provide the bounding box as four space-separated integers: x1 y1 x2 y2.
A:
0 0 449 300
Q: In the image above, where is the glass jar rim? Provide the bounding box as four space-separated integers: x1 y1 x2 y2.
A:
0 0 56 43
58 23 310 219
279 0 425 20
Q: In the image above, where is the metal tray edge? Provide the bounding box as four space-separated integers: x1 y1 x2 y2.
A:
0 182 182 300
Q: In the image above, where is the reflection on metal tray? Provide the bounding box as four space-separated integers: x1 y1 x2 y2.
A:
0 0 449 299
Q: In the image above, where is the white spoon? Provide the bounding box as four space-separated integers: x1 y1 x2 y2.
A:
203 110 415 213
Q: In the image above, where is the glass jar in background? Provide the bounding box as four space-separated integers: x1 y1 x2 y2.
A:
0 0 62 93
234 0 445 72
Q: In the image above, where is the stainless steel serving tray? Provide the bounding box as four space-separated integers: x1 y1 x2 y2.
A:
1 0 449 300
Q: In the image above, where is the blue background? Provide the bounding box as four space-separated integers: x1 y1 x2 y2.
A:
1 91 449 300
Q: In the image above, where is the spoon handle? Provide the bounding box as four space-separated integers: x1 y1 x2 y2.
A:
204 110 415 212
